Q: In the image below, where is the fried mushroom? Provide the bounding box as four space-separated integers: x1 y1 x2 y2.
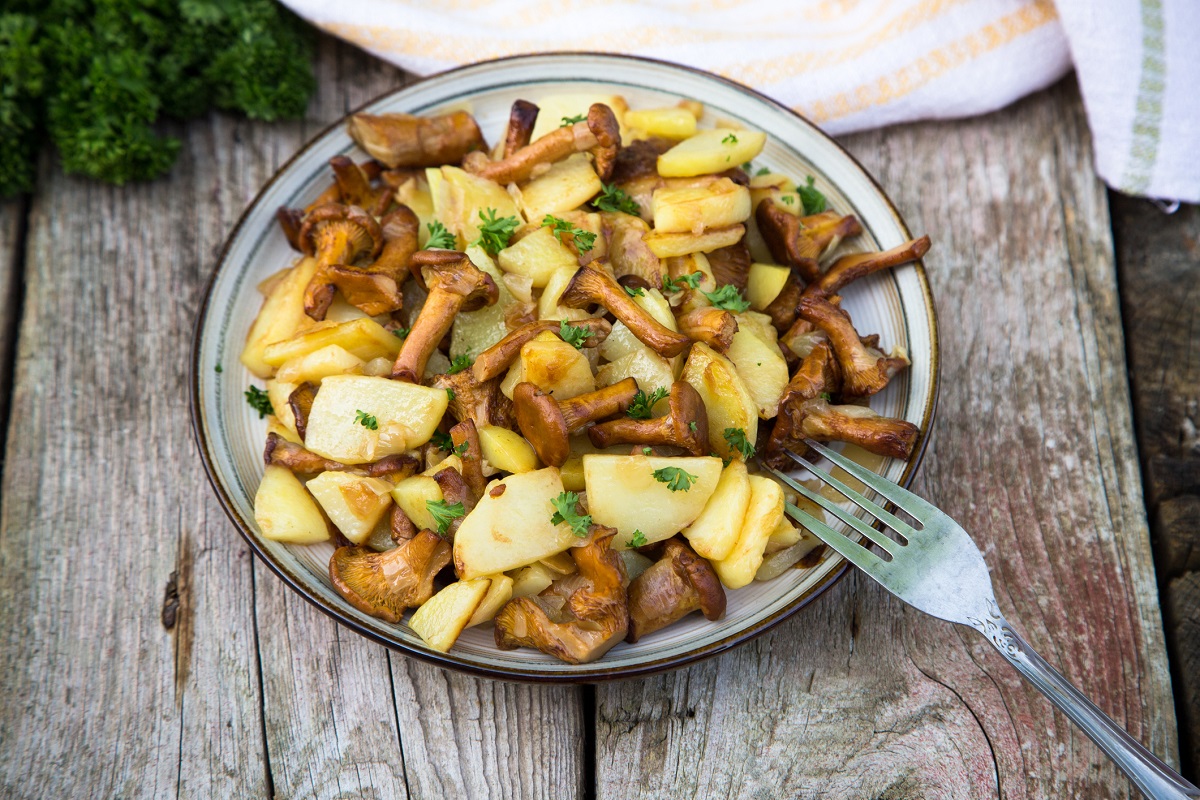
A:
626 537 725 642
298 203 384 321
809 235 931 296
796 293 907 397
472 317 612 382
587 380 710 456
264 432 420 479
347 110 486 168
464 103 622 184
328 530 451 623
559 262 691 357
513 378 640 467
675 306 738 353
429 369 516 428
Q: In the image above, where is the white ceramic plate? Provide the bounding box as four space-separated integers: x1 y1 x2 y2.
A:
192 53 938 682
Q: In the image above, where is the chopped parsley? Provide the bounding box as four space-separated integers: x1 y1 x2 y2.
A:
741 162 753 171
703 284 751 313
214 364 223 374
721 132 738 144
393 327 410 339
663 271 703 293
426 499 466 535
723 427 756 460
430 431 454 451
623 284 645 298
424 220 457 250
653 466 699 492
592 182 641 215
627 386 669 419
819 392 833 402
453 440 470 458
756 167 770 177
561 113 586 126
780 194 795 206
688 421 699 432
798 175 827 215
588 183 638 215
471 208 520 255
445 387 456 402
642 447 653 455
542 214 596 252
559 319 590 349
550 491 592 536
244 386 272 418
354 410 379 430
446 354 472 374
627 529 648 548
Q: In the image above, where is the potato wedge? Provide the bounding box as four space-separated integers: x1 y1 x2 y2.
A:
725 327 789 419
275 344 365 385
478 425 539 474
680 342 758 459
713 475 783 589
595 347 675 396
644 224 745 259
428 165 520 247
584 454 723 547
509 562 557 597
747 263 791 310
516 153 602 223
409 578 492 652
499 331 595 401
266 379 299 436
651 178 751 235
241 257 319 377
681 459 752 560
390 475 444 531
453 468 580 579
253 465 329 544
497 225 578 288
261 318 402 369
465 575 515 627
538 266 592 321
303 375 448 464
657 129 766 178
624 107 697 140
764 514 802 554
306 472 394 544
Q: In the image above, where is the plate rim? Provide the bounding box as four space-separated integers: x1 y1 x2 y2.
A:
190 51 940 683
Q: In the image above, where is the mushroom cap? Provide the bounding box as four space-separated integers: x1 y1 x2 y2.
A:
328 531 451 623
666 381 710 456
513 382 569 467
298 203 383 262
586 103 621 181
626 537 725 643
409 250 499 311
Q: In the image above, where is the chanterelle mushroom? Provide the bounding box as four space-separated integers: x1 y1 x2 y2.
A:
298 203 384 320
761 342 840 469
329 155 394 217
472 317 612 383
587 380 710 456
264 432 420 479
504 99 540 158
328 530 451 623
464 103 622 184
559 262 691 357
347 110 486 168
796 293 907 397
808 235 931 297
792 398 919 461
428 369 516 429
392 250 499 382
675 306 738 353
327 205 421 317
756 201 863 285
513 378 640 467
493 527 629 663
627 537 725 643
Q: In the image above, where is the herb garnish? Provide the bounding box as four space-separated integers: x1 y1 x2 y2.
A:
627 530 648 548
472 208 520 255
446 354 472 374
627 387 669 419
798 175 827 215
431 431 454 451
721 132 738 144
663 271 703 293
550 491 592 536
653 466 699 492
561 114 586 126
393 327 410 339
426 499 465 535
703 284 752 313
244 386 272 418
623 284 645 298
592 182 640 215
354 410 379 430
819 392 833 402
445 387 456 402
425 220 456 250
542 214 596 252
723 427 755 460
559 319 589 349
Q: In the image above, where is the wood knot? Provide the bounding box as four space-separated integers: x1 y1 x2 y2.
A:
162 570 180 629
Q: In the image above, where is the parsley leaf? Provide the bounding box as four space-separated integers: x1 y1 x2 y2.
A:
623 284 645 298
453 440 470 457
755 167 770 177
780 194 795 206
354 410 379 430
430 431 454 451
703 284 751 313
244 386 272 418
798 175 827 215
472 208 520 255
550 491 592 536
627 386 669 420
627 529 648 548
446 354 472 374
559 319 589 349
723 427 755 460
393 327 410 339
689 420 698 432
741 162 753 171
445 387 456 402
642 446 653 455
592 182 641 215
426 499 465 535
819 391 833 402
653 466 699 492
561 113 586 126
721 132 738 144
663 271 703 293
424 220 456 250
542 214 596 252
214 364 222 373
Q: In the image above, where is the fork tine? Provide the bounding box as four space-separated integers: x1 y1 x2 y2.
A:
783 446 919 536
766 466 902 554
784 502 889 576
801 441 940 522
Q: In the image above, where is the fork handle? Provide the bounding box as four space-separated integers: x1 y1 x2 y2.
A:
977 618 1199 799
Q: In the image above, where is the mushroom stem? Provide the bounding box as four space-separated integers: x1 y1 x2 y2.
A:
587 381 709 455
472 317 612 382
449 419 486 502
556 378 640 431
756 199 818 282
675 306 738 353
299 203 384 320
504 99 540 158
797 399 919 460
329 155 393 216
512 379 639 467
797 293 907 397
626 537 725 643
347 111 486 168
329 531 451 623
559 263 691 357
466 103 621 184
810 235 931 296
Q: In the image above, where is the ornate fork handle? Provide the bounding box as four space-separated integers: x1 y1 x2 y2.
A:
969 607 1199 799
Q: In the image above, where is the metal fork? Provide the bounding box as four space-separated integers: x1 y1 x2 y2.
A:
766 440 1199 800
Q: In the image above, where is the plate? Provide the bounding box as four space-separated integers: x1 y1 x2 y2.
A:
191 53 938 682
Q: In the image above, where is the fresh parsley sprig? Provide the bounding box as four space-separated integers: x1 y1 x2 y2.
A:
425 220 457 250
561 113 586 126
798 175 827 215
472 208 520 256
446 354 472 375
627 530 648 548
426 499 466 535
721 132 738 144
430 431 454 451
355 410 379 430
703 284 751 313
244 386 272 418
623 284 645 298
550 491 592 537
663 271 703 293
653 466 699 492
591 183 640 215
542 215 596 252
627 387 669 420
723 427 755 460
559 319 589 349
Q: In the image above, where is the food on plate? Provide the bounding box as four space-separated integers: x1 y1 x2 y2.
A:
240 93 930 663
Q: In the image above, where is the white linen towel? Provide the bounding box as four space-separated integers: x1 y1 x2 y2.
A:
280 0 1199 203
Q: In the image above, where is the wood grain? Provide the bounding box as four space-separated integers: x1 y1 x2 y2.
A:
596 78 1178 798
0 198 23 441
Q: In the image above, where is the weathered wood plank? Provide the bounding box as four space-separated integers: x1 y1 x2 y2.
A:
1110 193 1200 778
596 78 1177 798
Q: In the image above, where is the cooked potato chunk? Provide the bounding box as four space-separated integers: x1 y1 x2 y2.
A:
478 425 539 473
713 475 783 588
657 129 767 178
390 475 444 531
306 472 394 544
266 379 299 435
275 344 365 385
681 459 752 560
451 246 522 360
241 257 319 377
644 225 745 259
497 226 578 287
538 266 592 321
528 92 630 142
428 165 520 246
500 331 595 401
303 375 448 464
409 577 492 652
624 107 697 140
453 468 581 579
261 318 402 369
725 326 789 419
584 454 723 547
509 562 557 598
466 575 515 627
516 153 602 223
254 465 329 544
651 178 751 235
747 262 791 310
680 342 758 459
595 347 675 395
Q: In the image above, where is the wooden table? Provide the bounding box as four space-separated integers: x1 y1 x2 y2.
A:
1 38 1195 798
